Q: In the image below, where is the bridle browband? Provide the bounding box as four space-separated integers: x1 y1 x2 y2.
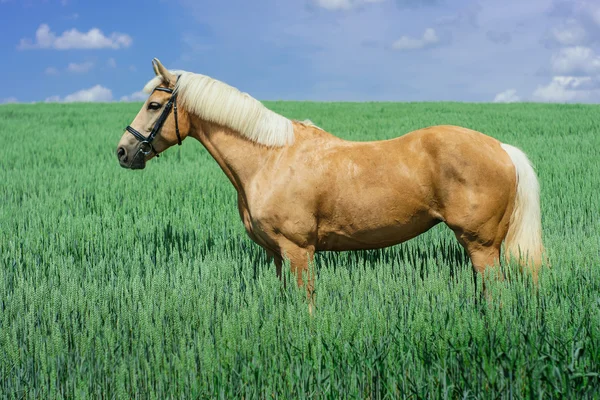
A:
125 79 181 158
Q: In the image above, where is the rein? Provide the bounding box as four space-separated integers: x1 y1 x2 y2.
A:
125 81 181 158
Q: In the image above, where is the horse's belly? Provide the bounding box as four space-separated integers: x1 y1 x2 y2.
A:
316 212 439 251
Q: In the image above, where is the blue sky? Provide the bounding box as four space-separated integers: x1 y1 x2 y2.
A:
1 0 600 103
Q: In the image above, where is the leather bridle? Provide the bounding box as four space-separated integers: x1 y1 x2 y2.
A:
125 81 181 158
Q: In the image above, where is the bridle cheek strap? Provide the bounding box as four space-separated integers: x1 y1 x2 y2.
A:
173 98 181 145
125 81 182 158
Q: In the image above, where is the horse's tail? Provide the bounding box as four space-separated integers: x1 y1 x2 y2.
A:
500 143 544 277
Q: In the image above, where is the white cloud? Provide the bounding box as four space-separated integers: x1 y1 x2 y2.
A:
45 85 113 103
551 46 600 76
493 89 520 103
67 61 94 73
129 65 137 72
551 19 587 46
532 76 599 103
107 58 117 68
1 97 18 104
546 2 600 47
18 24 132 50
392 28 439 50
313 0 385 10
120 91 148 102
45 67 59 75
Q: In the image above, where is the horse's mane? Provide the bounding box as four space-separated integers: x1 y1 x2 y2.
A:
297 119 324 131
143 71 294 147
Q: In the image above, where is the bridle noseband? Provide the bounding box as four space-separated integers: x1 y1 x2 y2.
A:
125 81 182 158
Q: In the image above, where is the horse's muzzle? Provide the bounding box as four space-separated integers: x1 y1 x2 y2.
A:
117 146 146 169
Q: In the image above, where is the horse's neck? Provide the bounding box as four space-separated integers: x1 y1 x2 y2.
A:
189 118 279 197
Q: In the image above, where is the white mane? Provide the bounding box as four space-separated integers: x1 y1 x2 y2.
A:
298 119 324 131
143 71 294 147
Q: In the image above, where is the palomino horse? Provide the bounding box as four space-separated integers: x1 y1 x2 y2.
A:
117 59 544 303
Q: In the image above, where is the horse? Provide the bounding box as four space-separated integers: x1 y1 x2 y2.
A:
117 58 544 306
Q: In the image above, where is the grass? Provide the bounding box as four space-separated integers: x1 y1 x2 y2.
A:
0 101 599 398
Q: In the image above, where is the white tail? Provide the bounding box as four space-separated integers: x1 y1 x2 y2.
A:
500 144 544 278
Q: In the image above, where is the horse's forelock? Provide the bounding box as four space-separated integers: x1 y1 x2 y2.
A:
143 76 163 94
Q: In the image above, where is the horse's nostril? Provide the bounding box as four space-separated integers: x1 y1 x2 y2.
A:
117 147 127 162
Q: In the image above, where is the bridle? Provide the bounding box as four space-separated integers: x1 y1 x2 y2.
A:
125 79 181 158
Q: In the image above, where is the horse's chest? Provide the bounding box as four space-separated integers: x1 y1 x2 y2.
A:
237 199 271 245
238 202 255 235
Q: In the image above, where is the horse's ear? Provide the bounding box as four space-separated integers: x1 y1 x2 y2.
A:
152 58 176 86
152 59 160 76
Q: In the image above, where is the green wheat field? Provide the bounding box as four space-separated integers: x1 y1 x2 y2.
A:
1 102 599 399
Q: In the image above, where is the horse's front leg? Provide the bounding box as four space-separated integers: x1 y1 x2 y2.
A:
277 239 316 313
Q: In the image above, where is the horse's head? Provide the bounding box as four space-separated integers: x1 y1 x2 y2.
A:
116 58 190 169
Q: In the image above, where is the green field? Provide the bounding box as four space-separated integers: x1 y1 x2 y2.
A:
1 102 599 398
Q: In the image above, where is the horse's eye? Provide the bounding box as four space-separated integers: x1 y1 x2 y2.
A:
148 102 161 110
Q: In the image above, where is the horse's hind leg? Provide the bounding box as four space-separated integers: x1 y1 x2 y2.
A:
450 209 511 294
444 182 514 294
452 231 503 298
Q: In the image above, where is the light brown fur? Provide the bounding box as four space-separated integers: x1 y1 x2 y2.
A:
117 60 544 306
